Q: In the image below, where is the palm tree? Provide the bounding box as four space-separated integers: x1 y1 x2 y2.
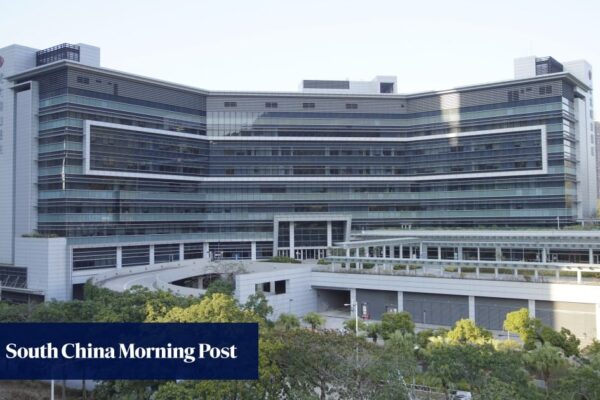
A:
524 343 567 395
302 312 325 331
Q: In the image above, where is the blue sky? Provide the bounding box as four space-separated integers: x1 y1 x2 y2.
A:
3 0 600 95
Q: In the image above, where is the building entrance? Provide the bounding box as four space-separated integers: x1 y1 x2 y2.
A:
278 248 328 260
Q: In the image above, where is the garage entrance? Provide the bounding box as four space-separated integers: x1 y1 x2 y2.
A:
315 289 350 313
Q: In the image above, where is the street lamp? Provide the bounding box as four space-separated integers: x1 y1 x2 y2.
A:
344 302 358 335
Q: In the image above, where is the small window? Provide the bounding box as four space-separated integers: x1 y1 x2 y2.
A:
345 103 358 110
507 90 519 102
76 76 89 84
380 82 394 93
302 102 315 109
539 85 552 95
224 101 237 108
265 102 278 108
274 280 286 294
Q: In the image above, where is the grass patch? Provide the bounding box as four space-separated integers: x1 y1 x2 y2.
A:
444 266 476 273
393 264 421 271
265 256 301 264
582 272 600 278
497 268 515 275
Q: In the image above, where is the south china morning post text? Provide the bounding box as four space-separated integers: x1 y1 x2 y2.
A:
0 323 258 380
5 341 238 364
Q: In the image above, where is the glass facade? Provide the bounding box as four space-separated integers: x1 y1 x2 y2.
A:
20 65 581 265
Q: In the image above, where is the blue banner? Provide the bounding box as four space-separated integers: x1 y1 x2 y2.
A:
0 323 258 380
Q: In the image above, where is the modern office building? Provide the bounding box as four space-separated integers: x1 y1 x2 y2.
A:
0 43 597 301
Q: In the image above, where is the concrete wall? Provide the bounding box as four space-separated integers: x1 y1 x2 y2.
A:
14 237 69 300
537 301 596 341
356 289 398 320
236 265 316 319
14 82 38 237
404 292 469 326
0 45 37 264
475 297 528 331
311 271 600 339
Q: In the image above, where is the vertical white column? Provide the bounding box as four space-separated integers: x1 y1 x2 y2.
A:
326 221 332 248
350 288 357 317
457 246 463 260
149 245 155 265
419 242 424 259
477 247 480 261
399 244 403 258
438 246 441 260
346 247 350 257
116 247 122 269
542 248 547 263
495 247 502 261
289 221 295 259
528 299 536 318
577 270 582 283
251 241 257 261
589 248 593 265
397 291 403 312
203 242 210 260
273 221 279 254
179 243 184 261
468 296 476 321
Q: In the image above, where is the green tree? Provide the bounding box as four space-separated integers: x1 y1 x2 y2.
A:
302 312 325 331
554 352 600 400
446 319 492 344
203 278 234 297
343 317 366 334
30 300 96 322
504 308 580 357
416 327 449 349
380 311 415 339
537 326 580 358
363 322 383 343
382 331 418 377
275 313 301 331
426 341 534 398
275 329 408 400
582 339 600 357
0 301 32 322
504 308 537 345
243 291 273 321
524 343 567 395
149 293 258 323
154 381 194 400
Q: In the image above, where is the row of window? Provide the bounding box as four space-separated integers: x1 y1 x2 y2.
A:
508 85 553 102
218 161 541 176
223 101 357 110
